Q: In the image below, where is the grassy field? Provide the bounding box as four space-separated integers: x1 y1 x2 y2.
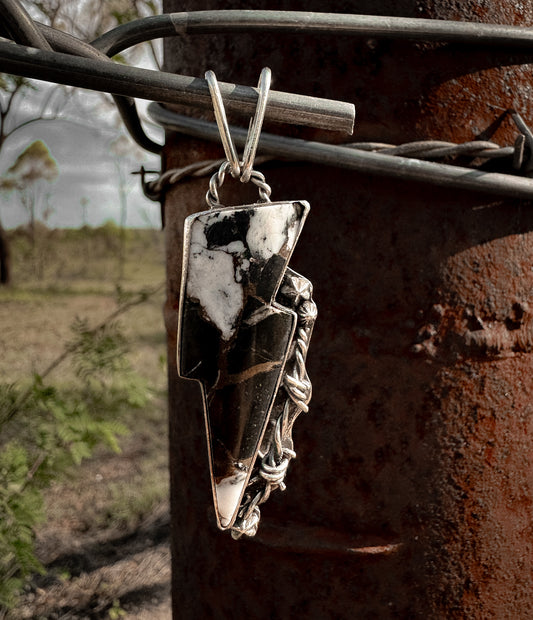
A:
0 225 171 618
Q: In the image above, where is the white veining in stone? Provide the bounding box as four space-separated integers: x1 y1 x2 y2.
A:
226 240 245 253
246 203 295 260
215 470 248 527
186 204 303 341
187 215 247 341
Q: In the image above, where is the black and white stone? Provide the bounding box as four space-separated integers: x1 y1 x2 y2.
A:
177 200 310 529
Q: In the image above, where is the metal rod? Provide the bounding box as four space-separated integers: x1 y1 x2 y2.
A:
0 41 355 133
149 103 533 201
0 0 52 51
4 8 533 153
0 19 162 154
93 10 533 57
3 9 533 152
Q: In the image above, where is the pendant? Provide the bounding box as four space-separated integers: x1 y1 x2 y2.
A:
177 68 317 538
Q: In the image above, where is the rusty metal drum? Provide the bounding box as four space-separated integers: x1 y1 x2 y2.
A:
162 1 533 617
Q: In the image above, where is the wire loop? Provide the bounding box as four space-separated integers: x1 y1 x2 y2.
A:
205 70 241 178
241 67 271 183
205 67 272 205
206 161 272 209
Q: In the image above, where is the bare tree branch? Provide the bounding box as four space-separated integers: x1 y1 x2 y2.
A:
146 38 162 71
0 80 25 138
3 85 62 140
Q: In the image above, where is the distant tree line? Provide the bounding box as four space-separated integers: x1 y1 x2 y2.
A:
0 0 161 285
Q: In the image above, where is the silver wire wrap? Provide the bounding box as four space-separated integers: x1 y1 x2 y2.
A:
231 271 317 539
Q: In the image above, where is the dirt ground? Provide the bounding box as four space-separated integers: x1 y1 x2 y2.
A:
14 451 171 619
1 231 172 618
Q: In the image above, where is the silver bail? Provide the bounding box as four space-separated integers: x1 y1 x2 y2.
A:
241 67 271 183
205 68 272 183
205 69 241 178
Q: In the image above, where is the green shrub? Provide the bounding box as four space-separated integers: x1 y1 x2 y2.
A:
0 297 153 610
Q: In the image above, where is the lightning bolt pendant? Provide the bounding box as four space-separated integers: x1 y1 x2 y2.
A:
177 199 315 536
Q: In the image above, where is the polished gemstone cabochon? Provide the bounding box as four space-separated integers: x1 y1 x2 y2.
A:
178 200 309 529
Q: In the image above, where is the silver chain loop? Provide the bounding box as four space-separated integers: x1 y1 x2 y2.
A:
206 160 272 209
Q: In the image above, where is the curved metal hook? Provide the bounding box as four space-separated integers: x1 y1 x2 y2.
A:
205 69 241 178
241 67 271 183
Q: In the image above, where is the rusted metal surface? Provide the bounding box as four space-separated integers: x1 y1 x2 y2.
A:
163 1 533 617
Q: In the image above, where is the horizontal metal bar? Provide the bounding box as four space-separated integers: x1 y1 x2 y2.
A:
0 0 52 50
0 20 162 153
0 41 355 133
149 103 533 201
93 10 533 57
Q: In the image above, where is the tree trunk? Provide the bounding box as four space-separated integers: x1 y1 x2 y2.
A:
0 222 11 285
162 1 533 617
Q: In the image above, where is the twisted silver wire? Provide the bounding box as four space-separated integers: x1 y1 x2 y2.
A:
231 284 317 539
206 161 272 208
206 160 231 208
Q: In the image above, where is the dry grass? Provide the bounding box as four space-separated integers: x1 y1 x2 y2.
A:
1 227 172 618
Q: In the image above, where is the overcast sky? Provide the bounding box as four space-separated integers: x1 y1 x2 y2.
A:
0 3 164 231
0 84 163 230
